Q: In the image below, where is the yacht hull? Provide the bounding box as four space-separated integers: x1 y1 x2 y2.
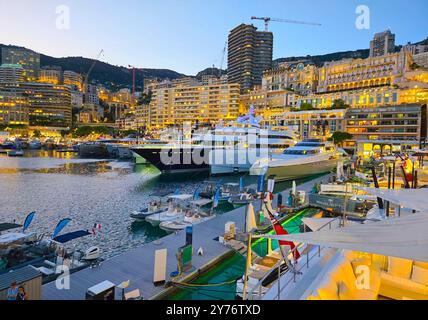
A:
130 147 210 173
254 158 339 182
209 148 270 175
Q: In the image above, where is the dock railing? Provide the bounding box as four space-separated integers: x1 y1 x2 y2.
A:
247 216 342 300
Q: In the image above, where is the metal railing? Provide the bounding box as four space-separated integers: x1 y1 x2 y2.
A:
247 216 342 300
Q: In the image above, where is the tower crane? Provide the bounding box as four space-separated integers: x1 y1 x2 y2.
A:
251 16 321 31
219 40 227 77
83 49 104 93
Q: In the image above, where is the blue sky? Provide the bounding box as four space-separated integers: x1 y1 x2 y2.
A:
1 0 427 74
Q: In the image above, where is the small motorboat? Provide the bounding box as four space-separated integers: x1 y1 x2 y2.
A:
199 180 221 199
0 141 14 150
28 140 42 150
217 183 241 201
130 190 174 221
81 246 101 261
145 208 184 227
159 212 214 232
228 191 257 207
7 149 24 157
130 206 169 221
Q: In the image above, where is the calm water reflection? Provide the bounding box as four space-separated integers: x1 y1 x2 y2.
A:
0 151 213 259
0 151 317 259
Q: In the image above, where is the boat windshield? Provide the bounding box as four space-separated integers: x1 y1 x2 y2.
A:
295 142 324 147
283 149 319 155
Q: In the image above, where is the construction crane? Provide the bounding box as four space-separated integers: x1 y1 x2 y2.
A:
219 41 227 77
251 16 321 31
83 49 104 93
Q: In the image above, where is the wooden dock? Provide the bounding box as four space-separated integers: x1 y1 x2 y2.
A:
42 174 330 300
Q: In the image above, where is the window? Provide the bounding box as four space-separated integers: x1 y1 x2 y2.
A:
392 93 397 103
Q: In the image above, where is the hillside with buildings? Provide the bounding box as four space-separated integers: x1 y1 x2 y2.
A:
0 44 185 91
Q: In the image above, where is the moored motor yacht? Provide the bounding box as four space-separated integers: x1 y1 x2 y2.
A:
250 139 348 182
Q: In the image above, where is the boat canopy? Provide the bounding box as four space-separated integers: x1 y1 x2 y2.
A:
358 187 428 212
167 194 193 201
53 230 92 244
0 223 21 233
260 213 428 262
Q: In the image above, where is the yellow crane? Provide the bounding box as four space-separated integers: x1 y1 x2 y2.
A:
251 16 321 31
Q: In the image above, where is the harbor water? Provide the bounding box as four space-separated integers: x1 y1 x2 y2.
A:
0 151 317 260
0 151 218 259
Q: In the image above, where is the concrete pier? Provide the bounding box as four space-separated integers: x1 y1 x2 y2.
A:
42 174 330 300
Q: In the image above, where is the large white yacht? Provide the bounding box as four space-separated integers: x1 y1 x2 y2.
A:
208 108 297 175
250 139 347 181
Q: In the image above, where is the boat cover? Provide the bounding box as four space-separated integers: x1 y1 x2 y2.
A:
167 194 193 201
53 230 91 243
0 223 21 232
260 213 428 262
358 187 428 212
0 232 27 245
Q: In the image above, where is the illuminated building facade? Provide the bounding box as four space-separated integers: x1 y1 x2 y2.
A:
0 82 72 129
239 88 295 120
0 92 29 125
317 51 412 93
0 64 25 83
39 66 62 85
63 70 83 91
345 104 427 156
147 83 240 129
263 61 318 95
271 109 346 140
369 30 396 57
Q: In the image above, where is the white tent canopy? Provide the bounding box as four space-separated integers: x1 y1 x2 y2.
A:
358 187 428 212
260 213 428 262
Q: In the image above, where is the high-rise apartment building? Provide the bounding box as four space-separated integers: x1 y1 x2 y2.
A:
1 47 40 82
147 83 240 129
63 70 83 91
369 30 396 57
0 82 72 129
228 24 273 93
0 91 29 125
0 64 25 83
39 66 62 85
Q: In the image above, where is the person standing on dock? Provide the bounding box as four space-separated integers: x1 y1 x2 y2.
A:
6 282 18 301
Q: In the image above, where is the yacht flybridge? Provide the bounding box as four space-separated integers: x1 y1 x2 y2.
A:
250 139 348 181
